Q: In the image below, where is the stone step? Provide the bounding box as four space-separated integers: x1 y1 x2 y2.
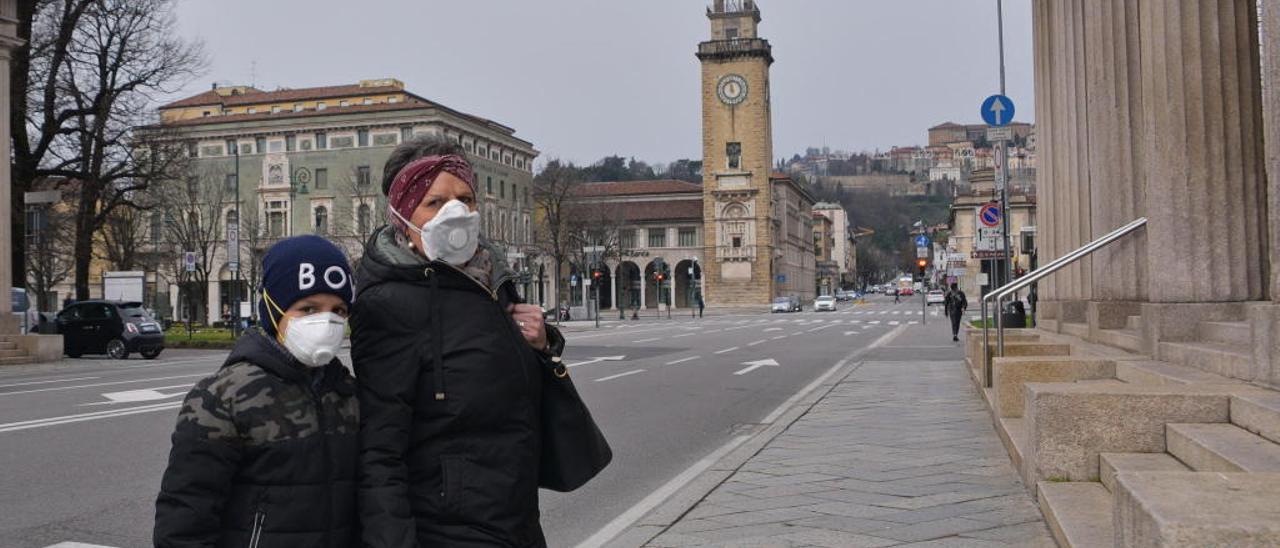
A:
1232 392 1280 445
1039 319 1060 333
0 356 34 366
1022 383 1230 484
1037 481 1114 548
1198 320 1251 347
0 349 26 358
1099 452 1189 493
998 417 1028 474
1115 472 1280 546
1093 327 1144 354
1115 360 1239 386
1157 340 1253 381
991 357 1115 418
1061 322 1089 339
1125 314 1143 331
1167 423 1280 473
0 341 18 350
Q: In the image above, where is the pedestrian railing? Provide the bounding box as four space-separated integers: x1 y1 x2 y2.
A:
980 217 1148 387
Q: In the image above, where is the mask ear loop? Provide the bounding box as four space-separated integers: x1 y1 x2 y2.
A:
262 289 289 340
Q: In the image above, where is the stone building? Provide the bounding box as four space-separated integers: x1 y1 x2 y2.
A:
148 79 537 324
812 202 856 288
811 212 836 296
698 0 815 305
946 168 1035 297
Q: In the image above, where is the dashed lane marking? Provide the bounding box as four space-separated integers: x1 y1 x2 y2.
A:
665 356 699 366
713 347 739 355
594 370 645 383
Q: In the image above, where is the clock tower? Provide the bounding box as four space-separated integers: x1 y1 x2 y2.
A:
699 0 775 305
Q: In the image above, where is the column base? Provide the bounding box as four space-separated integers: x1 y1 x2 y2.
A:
1248 303 1280 389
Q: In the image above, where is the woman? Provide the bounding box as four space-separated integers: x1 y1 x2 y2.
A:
354 136 563 547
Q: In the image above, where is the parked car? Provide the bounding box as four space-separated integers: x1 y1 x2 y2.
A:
771 297 793 313
927 290 946 306
55 300 164 359
814 295 837 312
899 288 914 297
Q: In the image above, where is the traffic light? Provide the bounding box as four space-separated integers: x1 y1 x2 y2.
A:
592 269 602 281
916 259 928 279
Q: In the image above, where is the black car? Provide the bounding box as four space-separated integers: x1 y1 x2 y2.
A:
55 300 165 359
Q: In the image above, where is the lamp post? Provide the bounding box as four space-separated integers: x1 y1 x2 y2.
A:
230 142 241 337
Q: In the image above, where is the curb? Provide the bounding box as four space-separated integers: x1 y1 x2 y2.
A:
587 325 909 548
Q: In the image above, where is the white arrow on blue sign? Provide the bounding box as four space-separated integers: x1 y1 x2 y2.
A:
914 235 931 248
981 94 1016 127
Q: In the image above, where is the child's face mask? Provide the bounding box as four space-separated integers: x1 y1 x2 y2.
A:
279 312 347 368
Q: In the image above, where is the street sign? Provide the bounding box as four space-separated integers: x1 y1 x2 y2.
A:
226 223 240 272
987 126 1013 142
981 94 1016 127
916 247 929 259
776 275 786 283
979 203 1001 228
183 251 197 273
978 273 990 286
914 235 930 248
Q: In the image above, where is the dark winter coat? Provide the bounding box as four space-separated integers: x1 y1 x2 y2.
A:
353 227 564 548
154 330 360 548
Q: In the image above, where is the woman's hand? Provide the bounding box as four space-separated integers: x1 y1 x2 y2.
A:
508 304 548 351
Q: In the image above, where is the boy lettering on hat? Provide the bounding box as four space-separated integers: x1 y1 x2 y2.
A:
155 235 360 547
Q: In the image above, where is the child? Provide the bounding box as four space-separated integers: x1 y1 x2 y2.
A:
155 235 358 547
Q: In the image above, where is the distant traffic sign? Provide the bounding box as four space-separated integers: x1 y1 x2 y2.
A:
183 251 197 273
979 203 1001 228
914 235 931 248
981 94 1016 127
987 126 1013 142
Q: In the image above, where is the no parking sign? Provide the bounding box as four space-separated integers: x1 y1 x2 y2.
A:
979 202 1001 228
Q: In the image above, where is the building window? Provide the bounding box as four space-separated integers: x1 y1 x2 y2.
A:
356 166 371 189
339 100 350 107
732 236 743 248
316 132 327 149
401 127 414 143
486 176 493 195
226 209 238 230
620 229 636 249
271 106 281 114
150 211 163 244
679 227 698 248
314 168 328 190
266 200 288 238
727 142 742 170
357 203 371 235
247 107 257 114
255 137 266 154
293 103 303 112
500 180 506 199
648 228 667 248
316 102 326 111
225 139 237 155
363 98 373 105
465 141 474 153
357 130 369 147
314 206 328 234
491 150 500 161
285 134 296 152
224 174 238 194
388 96 400 104
268 140 283 152
504 155 512 165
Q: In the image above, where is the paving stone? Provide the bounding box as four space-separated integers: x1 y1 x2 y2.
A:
640 334 1049 547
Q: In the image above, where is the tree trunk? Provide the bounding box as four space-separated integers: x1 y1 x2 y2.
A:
9 1 36 290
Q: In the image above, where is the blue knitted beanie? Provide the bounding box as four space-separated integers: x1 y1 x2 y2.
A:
258 235 354 338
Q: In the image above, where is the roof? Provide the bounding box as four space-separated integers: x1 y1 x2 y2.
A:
161 84 406 110
929 122 965 130
575 179 702 197
155 99 434 127
614 198 704 222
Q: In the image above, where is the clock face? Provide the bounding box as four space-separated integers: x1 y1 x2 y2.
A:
717 74 749 106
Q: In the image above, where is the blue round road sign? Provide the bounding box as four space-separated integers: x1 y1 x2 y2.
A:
979 203 1001 227
915 235 931 248
981 94 1016 127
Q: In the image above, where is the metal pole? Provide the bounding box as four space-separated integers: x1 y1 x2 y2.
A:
232 143 241 337
921 285 927 325
996 0 1014 295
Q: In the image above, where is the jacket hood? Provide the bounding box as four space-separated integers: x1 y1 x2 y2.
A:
223 329 345 387
356 224 514 297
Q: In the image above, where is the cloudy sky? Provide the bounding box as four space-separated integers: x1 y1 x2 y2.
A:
169 0 1034 167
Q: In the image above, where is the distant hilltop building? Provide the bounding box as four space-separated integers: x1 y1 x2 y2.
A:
928 121 1034 147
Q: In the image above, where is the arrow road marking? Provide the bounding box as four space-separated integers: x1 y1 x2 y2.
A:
594 370 645 383
568 356 626 368
86 385 191 406
734 359 780 376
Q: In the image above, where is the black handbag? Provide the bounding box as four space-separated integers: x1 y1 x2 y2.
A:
538 354 613 492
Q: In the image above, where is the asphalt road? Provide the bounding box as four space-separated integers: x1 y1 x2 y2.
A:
0 295 947 548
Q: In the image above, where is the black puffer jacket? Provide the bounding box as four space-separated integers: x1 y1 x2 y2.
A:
154 330 359 548
354 227 563 548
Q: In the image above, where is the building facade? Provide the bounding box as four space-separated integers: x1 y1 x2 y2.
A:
812 212 836 295
812 202 854 287
150 79 537 324
946 169 1036 298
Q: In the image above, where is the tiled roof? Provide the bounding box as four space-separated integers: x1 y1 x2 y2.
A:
161 84 405 109
575 179 702 197
614 198 705 222
929 122 965 130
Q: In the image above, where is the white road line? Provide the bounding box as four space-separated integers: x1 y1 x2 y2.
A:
771 335 787 340
673 333 696 338
0 376 99 389
791 332 804 336
869 321 881 325
0 401 182 434
889 321 901 326
763 327 783 332
664 356 699 366
0 373 207 397
632 338 660 343
45 543 121 548
713 346 739 355
593 370 645 383
746 340 767 347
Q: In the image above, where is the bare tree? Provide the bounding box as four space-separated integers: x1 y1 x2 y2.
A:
100 204 151 271
325 166 382 262
532 160 585 314
157 167 229 324
24 197 75 312
233 197 272 323
20 0 206 299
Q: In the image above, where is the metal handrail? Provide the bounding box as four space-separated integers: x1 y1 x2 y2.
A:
980 217 1147 387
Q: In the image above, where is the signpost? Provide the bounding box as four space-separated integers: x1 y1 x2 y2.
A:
985 1 1015 298
981 94 1015 127
583 246 605 328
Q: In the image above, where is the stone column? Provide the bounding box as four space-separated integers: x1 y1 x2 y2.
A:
0 5 17 333
1139 0 1267 304
1264 0 1280 302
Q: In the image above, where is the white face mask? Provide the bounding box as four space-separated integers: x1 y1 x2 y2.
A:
390 199 481 265
280 312 347 368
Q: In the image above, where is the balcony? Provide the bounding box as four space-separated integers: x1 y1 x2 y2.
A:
697 38 773 63
717 245 757 262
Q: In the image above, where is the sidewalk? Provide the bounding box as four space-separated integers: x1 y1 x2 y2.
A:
618 323 1054 547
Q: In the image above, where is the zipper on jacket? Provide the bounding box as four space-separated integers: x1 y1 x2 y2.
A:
425 268 447 400
248 510 265 548
307 384 334 548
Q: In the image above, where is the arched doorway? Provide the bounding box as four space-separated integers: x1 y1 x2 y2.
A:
617 261 641 311
674 259 696 309
644 260 662 309
596 264 613 310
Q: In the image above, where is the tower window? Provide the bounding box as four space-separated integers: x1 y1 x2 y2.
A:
725 27 739 39
727 142 742 170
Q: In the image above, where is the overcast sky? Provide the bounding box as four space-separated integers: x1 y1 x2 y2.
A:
170 0 1034 167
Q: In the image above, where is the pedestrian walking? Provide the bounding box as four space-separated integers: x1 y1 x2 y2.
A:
894 289 901 304
696 292 705 318
946 283 968 342
353 135 609 548
154 235 359 547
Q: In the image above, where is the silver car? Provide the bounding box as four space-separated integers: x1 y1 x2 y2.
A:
814 295 837 312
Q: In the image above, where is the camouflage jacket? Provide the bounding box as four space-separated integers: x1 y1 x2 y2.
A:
154 330 359 548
